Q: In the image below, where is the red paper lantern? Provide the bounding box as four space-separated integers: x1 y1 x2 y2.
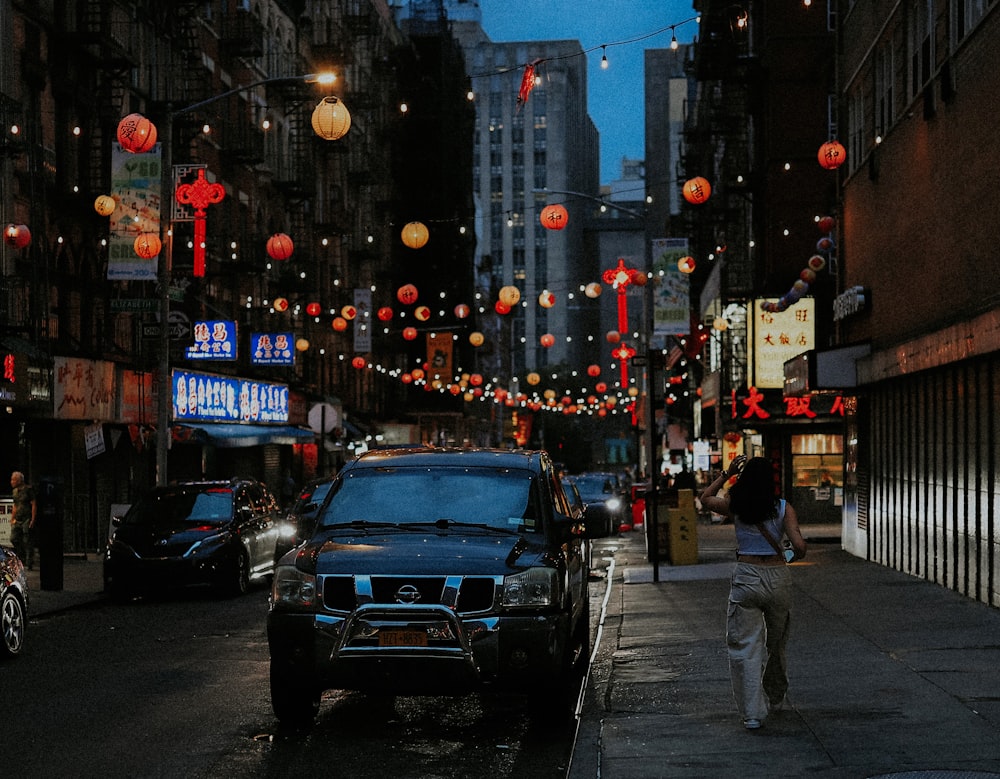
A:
682 176 712 205
587 364 601 377
116 113 157 154
606 330 621 344
351 356 366 369
540 333 555 348
397 284 418 305
306 302 322 317
470 373 483 386
377 306 394 321
817 215 836 233
402 326 418 341
454 303 470 319
630 270 648 286
817 140 846 170
133 232 162 258
495 300 511 315
677 256 696 274
595 382 607 394
401 373 413 384
4 224 31 249
266 233 294 261
539 204 568 230
332 317 348 332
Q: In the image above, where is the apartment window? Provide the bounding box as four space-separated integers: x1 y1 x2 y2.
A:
954 0 989 41
874 42 894 137
907 0 933 99
847 86 865 176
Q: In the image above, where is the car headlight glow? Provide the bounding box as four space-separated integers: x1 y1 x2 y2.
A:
271 564 316 608
606 497 622 511
502 567 558 607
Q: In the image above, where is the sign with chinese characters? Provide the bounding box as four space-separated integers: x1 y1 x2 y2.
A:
730 387 846 421
353 289 372 353
750 298 815 389
186 320 237 361
250 333 294 365
54 357 115 420
171 368 290 423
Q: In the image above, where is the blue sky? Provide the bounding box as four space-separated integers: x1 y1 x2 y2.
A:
477 0 698 185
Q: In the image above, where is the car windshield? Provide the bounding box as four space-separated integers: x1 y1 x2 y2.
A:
292 482 333 514
317 466 541 533
571 475 617 501
124 487 234 529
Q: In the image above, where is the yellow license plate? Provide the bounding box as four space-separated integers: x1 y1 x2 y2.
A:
379 630 428 647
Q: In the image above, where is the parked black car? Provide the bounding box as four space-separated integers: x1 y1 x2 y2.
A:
568 472 629 536
267 447 591 724
274 477 336 562
103 478 281 599
1 545 28 657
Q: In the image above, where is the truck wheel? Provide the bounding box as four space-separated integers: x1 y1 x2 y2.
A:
270 659 320 725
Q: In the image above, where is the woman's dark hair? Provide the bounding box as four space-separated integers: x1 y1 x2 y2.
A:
728 457 778 524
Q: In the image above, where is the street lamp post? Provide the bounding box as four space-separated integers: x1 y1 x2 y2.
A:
152 73 337 486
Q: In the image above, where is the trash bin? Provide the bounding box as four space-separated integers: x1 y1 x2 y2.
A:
36 476 64 591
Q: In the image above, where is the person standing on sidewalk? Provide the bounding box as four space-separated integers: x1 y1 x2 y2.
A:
700 454 808 730
10 471 37 569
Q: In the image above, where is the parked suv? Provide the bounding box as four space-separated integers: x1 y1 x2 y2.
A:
104 477 281 599
266 447 591 724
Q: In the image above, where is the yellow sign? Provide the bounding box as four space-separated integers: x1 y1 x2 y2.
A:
750 298 815 389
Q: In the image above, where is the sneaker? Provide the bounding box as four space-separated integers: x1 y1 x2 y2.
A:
743 718 762 730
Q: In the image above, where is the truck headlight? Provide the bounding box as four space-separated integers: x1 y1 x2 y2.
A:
502 567 558 607
271 564 316 608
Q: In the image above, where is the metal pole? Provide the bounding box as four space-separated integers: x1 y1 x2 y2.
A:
155 108 173 487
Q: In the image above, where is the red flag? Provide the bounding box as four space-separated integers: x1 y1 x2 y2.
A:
517 59 543 108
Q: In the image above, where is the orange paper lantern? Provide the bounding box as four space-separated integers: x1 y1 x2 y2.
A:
817 140 846 170
397 284 419 305
266 233 294 261
677 256 696 274
273 297 289 312
311 96 351 141
332 317 348 331
469 331 485 347
94 195 116 217
682 176 712 205
133 232 162 258
539 203 568 230
498 285 521 306
116 113 157 154
341 305 357 321
402 326 418 341
400 221 429 249
4 224 31 249
538 290 556 308
414 306 431 321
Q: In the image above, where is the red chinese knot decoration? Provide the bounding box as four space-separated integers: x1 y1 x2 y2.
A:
175 169 225 277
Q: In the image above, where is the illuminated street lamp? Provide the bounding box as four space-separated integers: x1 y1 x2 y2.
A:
146 72 339 486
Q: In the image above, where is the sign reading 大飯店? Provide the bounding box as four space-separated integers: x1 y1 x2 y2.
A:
171 368 289 423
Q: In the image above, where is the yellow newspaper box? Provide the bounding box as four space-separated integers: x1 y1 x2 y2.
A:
658 489 698 565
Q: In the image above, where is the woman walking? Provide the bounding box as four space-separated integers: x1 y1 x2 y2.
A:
700 454 808 730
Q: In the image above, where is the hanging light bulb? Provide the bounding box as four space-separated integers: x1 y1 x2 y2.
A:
670 29 679 50
600 45 609 70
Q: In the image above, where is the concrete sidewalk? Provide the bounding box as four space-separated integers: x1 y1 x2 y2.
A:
22 553 106 617
570 522 1000 778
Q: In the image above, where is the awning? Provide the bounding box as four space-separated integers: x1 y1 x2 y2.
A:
172 423 316 448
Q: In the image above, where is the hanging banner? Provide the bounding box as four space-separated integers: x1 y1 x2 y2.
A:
651 238 691 341
108 143 162 281
54 357 115 420
353 289 372 353
426 333 453 381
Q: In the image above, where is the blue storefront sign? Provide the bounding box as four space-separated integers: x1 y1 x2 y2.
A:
186 320 237 361
172 368 290 423
250 332 294 365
